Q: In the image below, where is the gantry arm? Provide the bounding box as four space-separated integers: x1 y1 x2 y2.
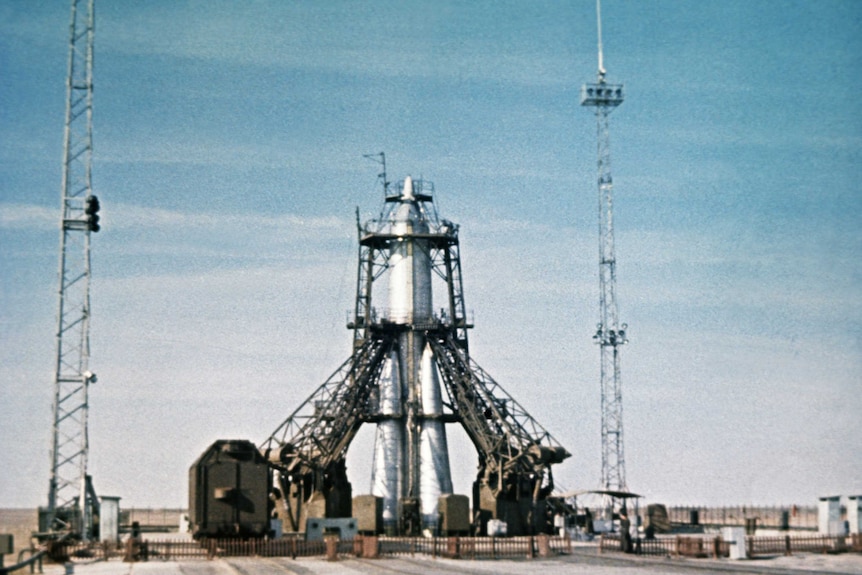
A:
260 336 391 478
429 332 570 495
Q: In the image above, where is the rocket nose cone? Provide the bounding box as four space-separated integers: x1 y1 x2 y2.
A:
402 176 414 201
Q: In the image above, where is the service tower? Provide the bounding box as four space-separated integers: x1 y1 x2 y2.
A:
371 176 454 534
262 170 569 537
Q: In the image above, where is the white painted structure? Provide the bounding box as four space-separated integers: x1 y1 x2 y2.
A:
721 527 747 560
98 496 120 543
371 177 453 533
818 495 843 535
848 496 861 535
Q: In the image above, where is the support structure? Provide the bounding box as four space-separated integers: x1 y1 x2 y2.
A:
262 175 569 536
43 0 101 540
581 0 629 499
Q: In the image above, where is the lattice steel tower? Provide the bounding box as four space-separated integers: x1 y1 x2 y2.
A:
44 0 101 540
580 0 628 495
261 169 570 536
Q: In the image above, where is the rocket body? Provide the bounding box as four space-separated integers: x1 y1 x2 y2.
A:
371 177 453 533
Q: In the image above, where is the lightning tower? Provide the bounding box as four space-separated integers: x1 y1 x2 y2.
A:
580 0 629 497
43 0 101 540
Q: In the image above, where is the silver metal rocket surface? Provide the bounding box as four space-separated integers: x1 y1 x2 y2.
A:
371 177 453 533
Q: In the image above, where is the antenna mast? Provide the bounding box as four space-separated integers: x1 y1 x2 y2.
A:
44 0 100 540
580 0 628 498
363 152 390 199
596 0 606 78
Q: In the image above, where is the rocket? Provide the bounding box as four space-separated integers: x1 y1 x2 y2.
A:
371 177 453 534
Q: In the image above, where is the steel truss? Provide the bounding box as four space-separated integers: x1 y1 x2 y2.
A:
581 1 629 501
45 0 99 540
350 179 470 352
428 332 569 498
262 180 569 534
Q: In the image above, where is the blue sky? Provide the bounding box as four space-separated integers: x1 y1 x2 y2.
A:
1 1 860 509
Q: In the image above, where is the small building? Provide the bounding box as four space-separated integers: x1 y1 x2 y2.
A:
848 496 862 535
98 496 121 543
818 496 843 535
353 495 383 534
305 518 357 541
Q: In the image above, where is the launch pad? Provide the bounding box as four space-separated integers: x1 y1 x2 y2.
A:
253 176 570 537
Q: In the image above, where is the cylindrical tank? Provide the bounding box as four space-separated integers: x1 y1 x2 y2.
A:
388 176 432 323
189 439 272 539
371 352 404 532
371 176 453 534
418 342 452 526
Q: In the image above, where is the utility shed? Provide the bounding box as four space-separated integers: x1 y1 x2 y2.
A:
189 439 272 539
438 494 470 535
99 496 121 543
848 496 861 535
818 496 843 535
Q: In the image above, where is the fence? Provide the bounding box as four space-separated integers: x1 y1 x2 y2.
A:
75 534 570 562
49 535 571 562
599 533 862 558
207 537 327 558
120 508 185 531
116 506 824 533
599 535 728 558
455 536 538 559
40 532 862 565
664 505 818 530
374 535 565 559
747 534 862 556
134 539 207 561
44 540 124 562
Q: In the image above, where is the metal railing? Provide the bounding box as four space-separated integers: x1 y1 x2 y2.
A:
120 508 185 532
375 536 556 559
747 533 862 556
599 533 862 558
665 505 818 530
600 534 729 557
113 534 571 562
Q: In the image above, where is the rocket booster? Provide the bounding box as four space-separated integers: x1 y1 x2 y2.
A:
387 176 432 323
371 177 453 533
